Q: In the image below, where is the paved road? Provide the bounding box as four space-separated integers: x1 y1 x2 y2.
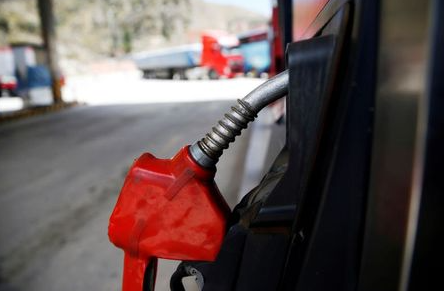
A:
0 100 251 291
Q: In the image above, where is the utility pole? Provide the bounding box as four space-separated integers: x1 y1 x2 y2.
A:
37 0 62 104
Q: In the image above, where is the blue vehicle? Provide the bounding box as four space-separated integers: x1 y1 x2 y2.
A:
9 44 58 105
238 29 271 77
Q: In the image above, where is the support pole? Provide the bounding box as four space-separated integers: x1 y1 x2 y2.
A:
37 0 62 104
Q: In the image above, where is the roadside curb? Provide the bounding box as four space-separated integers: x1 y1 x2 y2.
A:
0 102 80 124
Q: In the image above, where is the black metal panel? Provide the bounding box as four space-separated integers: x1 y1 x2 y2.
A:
283 1 379 290
407 1 444 290
278 9 355 291
255 35 338 219
357 0 433 290
233 232 289 291
201 225 249 291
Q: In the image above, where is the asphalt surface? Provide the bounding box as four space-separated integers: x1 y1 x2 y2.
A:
0 100 252 291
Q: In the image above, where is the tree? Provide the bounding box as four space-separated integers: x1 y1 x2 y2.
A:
103 0 190 55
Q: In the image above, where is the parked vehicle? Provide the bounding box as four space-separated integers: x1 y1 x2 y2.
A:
1 44 64 105
133 31 244 79
133 44 201 79
0 47 17 97
238 28 271 77
11 44 54 105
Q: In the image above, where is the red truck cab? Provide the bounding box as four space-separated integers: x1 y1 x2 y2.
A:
201 31 244 79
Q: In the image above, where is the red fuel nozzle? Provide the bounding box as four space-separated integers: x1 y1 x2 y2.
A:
109 71 289 290
108 146 230 291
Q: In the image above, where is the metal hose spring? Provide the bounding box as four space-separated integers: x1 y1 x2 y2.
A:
190 70 289 168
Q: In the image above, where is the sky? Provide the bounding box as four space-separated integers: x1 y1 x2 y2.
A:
203 0 272 17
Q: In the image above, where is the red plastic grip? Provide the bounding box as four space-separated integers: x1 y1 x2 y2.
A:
109 146 230 291
122 254 152 290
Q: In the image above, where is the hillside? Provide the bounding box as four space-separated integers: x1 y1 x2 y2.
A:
0 0 268 67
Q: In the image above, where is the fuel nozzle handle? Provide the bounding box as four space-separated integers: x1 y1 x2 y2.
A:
190 69 289 168
109 70 289 291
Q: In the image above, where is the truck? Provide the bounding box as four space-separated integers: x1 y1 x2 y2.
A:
133 31 244 80
0 47 18 97
238 28 271 77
